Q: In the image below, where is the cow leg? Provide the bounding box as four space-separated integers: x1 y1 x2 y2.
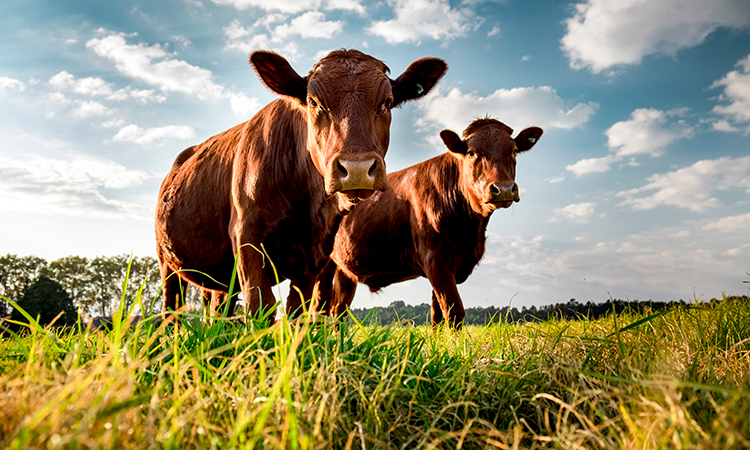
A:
286 279 315 319
425 264 465 330
202 289 235 318
312 259 337 316
234 242 277 324
161 264 185 323
331 267 357 318
430 290 445 327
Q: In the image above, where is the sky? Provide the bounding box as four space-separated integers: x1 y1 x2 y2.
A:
1 0 749 311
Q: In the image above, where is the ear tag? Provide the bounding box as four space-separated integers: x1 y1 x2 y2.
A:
416 83 424 95
528 137 536 143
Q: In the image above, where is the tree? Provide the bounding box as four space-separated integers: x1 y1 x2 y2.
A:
45 255 91 311
10 275 77 327
0 254 48 317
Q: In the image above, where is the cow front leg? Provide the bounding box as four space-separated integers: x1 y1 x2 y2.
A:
330 267 357 318
234 242 277 325
425 263 465 330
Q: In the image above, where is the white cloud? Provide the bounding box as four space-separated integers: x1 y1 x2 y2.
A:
73 101 112 118
86 32 224 100
49 70 167 103
366 0 474 44
210 0 364 14
415 86 598 134
0 76 25 92
702 213 750 232
711 54 750 132
566 155 617 178
272 11 344 41
606 108 694 158
561 0 750 74
50 71 112 96
111 124 196 145
566 108 694 177
487 25 500 37
550 202 597 223
0 152 153 220
617 156 750 212
230 92 263 118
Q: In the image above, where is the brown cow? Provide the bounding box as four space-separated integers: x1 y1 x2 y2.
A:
155 49 447 323
309 118 542 329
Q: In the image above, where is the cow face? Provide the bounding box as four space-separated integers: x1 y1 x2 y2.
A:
440 119 543 217
250 50 447 207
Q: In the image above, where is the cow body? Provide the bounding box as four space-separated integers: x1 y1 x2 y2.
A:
312 118 542 329
155 49 447 322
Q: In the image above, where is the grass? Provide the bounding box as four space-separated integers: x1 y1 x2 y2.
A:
1 294 749 449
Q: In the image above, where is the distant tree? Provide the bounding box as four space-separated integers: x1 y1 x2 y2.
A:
45 256 91 310
10 275 77 327
0 254 49 316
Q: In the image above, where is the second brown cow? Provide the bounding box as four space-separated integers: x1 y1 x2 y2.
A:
310 118 542 329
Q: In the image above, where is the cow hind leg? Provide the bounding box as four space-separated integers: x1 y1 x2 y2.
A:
202 289 235 319
430 290 445 328
161 265 186 323
286 279 315 319
331 268 357 319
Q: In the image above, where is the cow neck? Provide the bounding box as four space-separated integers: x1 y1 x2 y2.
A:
415 153 491 235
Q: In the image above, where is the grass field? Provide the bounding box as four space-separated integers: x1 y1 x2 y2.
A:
1 294 749 449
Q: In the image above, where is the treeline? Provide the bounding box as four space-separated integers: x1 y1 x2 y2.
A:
0 254 165 320
348 297 744 326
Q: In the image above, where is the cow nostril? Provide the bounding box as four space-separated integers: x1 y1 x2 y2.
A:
490 184 501 196
337 160 348 177
368 160 377 177
512 183 518 194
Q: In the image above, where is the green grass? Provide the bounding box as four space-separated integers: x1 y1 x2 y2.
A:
1 295 749 449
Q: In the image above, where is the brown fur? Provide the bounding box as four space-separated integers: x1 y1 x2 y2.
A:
155 49 446 323
309 118 543 329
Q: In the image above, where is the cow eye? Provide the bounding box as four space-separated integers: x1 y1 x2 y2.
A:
467 150 476 158
308 97 319 109
384 98 393 109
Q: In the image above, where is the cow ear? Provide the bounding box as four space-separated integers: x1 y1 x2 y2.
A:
515 127 543 153
391 58 447 108
440 130 467 154
250 51 307 103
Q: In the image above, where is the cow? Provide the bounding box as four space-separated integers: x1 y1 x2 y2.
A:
155 49 447 324
308 118 542 329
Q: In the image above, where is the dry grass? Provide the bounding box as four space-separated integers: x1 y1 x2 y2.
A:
1 295 749 449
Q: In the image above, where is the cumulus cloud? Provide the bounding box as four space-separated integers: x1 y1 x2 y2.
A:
49 70 167 103
273 11 344 40
702 213 750 232
229 92 263 118
561 0 750 74
111 124 195 145
607 108 694 158
366 0 474 44
415 86 598 135
73 101 112 118
566 155 617 178
210 0 364 14
566 108 694 177
549 202 597 223
0 76 25 92
0 152 153 220
86 32 225 100
617 156 750 212
711 53 750 132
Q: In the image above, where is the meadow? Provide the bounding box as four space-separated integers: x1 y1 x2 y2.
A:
1 293 749 449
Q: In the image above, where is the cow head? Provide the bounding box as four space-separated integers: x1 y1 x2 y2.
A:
250 49 447 208
440 118 543 217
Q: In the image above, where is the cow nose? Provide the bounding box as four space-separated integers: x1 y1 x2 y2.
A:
328 153 387 194
489 182 519 203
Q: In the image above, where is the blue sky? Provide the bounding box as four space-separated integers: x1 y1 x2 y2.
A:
1 0 749 310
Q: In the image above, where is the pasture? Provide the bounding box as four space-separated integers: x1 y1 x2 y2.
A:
1 295 749 449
